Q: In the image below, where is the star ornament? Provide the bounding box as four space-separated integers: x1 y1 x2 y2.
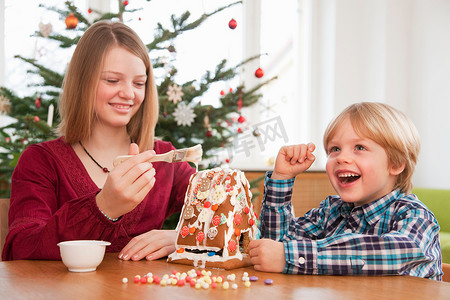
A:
0 95 11 115
173 102 196 127
166 84 184 104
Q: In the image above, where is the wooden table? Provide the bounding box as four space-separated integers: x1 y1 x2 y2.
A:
1 253 449 300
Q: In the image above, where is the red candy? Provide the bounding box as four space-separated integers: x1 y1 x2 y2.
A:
234 213 242 225
181 226 189 237
228 239 237 252
196 231 205 242
204 201 211 208
212 215 221 226
244 207 250 214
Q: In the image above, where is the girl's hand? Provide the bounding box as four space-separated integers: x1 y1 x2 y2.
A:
248 239 286 272
96 143 156 219
118 230 177 261
272 143 316 180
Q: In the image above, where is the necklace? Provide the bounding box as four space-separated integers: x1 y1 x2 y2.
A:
79 141 110 173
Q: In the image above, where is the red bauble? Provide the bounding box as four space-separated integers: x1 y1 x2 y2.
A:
220 90 225 96
88 8 92 14
237 115 246 123
237 128 243 133
35 97 41 109
228 18 237 30
255 67 264 78
34 116 40 122
123 0 129 6
65 13 78 30
206 130 213 138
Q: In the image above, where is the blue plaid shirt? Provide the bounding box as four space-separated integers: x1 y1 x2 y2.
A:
259 172 442 280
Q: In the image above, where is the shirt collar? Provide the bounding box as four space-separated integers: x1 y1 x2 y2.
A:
339 189 403 225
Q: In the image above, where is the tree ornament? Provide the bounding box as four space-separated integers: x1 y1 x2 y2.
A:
252 128 261 137
123 0 129 6
88 8 92 14
237 115 246 123
220 90 225 96
237 97 243 111
166 84 184 104
228 18 237 30
173 102 196 126
34 116 40 122
167 45 176 53
255 67 264 78
5 137 11 143
206 130 213 138
35 98 41 109
39 22 52 38
65 13 79 30
0 95 11 115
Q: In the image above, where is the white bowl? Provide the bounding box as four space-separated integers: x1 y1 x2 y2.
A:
57 240 111 272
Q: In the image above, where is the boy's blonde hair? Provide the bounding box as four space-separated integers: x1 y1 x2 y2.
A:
57 20 159 152
323 102 420 194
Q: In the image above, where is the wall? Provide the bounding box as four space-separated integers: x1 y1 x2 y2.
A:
309 0 450 189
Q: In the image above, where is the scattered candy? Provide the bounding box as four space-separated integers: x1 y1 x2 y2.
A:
125 269 270 290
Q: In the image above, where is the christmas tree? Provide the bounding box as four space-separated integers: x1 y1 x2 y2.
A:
0 0 274 197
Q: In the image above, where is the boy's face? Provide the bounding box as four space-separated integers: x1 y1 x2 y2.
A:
325 118 399 206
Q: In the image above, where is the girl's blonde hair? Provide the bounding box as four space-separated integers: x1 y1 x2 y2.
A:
323 102 420 194
57 20 158 151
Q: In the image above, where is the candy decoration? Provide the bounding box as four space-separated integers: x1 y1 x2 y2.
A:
228 18 237 29
249 218 255 226
264 279 274 285
189 227 196 234
176 248 185 253
212 215 221 226
211 204 219 211
65 13 78 30
234 213 242 225
254 67 264 78
234 228 241 236
181 226 189 237
196 231 205 242
203 201 211 208
228 239 237 252
249 276 258 281
244 206 250 214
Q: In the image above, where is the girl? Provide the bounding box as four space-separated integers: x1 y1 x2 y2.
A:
2 21 195 261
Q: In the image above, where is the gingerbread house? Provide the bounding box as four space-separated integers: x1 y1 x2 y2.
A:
167 167 259 269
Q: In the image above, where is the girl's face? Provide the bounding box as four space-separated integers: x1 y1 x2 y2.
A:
325 117 400 206
94 46 147 128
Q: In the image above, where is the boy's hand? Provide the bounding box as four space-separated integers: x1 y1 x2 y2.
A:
248 239 285 273
272 143 316 180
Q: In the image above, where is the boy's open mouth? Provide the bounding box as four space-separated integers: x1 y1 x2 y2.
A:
338 173 360 184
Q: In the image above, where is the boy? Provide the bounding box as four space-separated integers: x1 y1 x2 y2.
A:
248 102 442 280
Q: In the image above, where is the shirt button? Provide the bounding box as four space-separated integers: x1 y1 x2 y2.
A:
298 257 305 264
344 229 352 233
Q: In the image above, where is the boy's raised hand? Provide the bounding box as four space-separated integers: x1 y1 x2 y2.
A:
272 143 316 180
